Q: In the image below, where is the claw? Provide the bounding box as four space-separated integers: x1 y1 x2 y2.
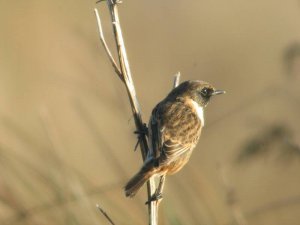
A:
134 123 148 136
134 139 140 151
145 193 163 205
133 124 148 152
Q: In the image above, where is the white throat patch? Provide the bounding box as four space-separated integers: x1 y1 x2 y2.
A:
191 100 204 126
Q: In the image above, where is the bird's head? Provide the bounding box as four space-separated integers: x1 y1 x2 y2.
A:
167 80 225 107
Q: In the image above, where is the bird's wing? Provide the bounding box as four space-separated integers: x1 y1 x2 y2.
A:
162 139 191 163
149 100 201 165
149 104 164 160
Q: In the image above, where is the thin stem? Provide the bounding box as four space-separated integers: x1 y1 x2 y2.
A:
173 71 181 88
94 2 157 225
96 204 116 225
94 8 123 81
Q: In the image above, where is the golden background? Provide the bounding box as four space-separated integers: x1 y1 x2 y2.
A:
0 1 300 224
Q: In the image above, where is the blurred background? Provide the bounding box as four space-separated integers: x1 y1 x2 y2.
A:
0 0 300 224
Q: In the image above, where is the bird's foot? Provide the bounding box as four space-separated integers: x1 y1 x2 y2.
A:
145 192 163 205
134 123 148 136
133 124 148 151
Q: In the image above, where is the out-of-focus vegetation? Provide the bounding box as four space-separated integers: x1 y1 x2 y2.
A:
0 1 300 225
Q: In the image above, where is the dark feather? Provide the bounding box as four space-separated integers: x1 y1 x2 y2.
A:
148 98 202 168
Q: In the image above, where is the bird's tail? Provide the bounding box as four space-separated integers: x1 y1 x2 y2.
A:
124 166 155 197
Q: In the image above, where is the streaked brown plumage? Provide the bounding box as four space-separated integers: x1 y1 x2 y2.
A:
125 80 225 199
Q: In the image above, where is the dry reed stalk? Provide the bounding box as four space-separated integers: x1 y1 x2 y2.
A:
94 2 157 224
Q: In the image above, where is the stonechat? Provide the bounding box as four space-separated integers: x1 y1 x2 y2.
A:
125 80 225 201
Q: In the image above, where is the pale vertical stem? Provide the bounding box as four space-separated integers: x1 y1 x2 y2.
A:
173 72 181 88
94 8 122 80
100 2 157 224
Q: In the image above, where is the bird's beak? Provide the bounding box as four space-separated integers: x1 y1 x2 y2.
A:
211 90 226 96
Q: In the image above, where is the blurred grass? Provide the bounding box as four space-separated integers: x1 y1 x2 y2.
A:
0 0 300 225
236 124 300 163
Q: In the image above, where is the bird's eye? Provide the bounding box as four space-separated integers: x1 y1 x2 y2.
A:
200 88 209 97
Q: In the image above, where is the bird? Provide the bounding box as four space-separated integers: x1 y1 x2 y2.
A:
124 80 225 201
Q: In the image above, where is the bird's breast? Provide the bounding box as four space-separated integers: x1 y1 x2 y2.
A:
190 100 204 127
